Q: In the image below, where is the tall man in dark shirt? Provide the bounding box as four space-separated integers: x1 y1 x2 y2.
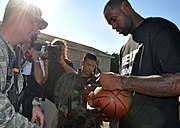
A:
97 0 180 128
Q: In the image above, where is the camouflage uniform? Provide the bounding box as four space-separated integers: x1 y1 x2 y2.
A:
54 70 108 128
0 32 37 128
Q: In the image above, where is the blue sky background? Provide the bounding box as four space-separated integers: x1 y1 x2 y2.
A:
0 0 179 54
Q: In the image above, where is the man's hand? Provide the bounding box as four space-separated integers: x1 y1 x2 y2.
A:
86 92 109 121
97 72 122 91
63 108 68 118
31 105 44 128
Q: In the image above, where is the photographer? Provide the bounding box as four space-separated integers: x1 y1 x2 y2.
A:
21 43 44 121
42 38 75 128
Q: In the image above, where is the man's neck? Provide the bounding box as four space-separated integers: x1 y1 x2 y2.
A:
81 71 91 78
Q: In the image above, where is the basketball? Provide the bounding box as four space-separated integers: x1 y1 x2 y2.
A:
82 83 98 102
91 87 131 120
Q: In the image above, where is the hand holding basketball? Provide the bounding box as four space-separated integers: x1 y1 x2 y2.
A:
82 83 98 102
86 91 109 121
90 87 131 120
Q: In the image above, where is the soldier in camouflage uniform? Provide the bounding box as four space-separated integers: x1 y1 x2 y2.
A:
0 0 48 127
53 53 109 128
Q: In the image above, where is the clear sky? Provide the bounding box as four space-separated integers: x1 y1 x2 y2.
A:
0 0 180 54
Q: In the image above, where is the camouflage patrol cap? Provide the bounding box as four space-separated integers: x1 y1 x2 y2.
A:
6 0 48 30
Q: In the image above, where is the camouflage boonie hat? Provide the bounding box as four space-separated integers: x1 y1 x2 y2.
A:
6 0 48 30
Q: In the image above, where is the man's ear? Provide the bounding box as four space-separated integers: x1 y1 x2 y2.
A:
120 1 131 15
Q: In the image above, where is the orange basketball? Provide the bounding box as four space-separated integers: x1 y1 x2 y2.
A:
82 83 98 102
91 87 131 120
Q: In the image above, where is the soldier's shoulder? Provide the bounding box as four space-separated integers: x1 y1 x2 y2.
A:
58 72 77 81
0 39 8 59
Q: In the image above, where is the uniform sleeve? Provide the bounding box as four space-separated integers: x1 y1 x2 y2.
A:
0 47 8 92
54 74 69 108
0 92 37 128
54 73 76 110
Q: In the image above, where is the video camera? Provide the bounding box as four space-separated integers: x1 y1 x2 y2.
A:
31 41 43 51
31 41 63 62
48 45 63 63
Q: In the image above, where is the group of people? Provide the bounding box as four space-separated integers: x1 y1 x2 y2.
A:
0 0 180 128
20 38 76 128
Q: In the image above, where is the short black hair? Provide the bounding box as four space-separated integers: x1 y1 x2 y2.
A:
103 0 128 14
83 53 97 61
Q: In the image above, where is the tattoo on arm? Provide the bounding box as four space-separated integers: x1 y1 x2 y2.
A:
121 73 180 97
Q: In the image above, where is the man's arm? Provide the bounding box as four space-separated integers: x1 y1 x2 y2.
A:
0 92 36 127
30 48 44 85
62 62 75 73
59 55 76 73
121 73 180 97
98 72 180 97
31 105 44 128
